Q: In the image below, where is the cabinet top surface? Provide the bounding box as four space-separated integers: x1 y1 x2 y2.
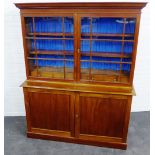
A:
15 2 147 10
21 80 136 96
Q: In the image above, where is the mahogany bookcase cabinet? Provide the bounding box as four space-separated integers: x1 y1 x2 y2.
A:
15 2 147 149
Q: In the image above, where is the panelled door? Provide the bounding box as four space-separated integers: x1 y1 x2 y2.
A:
75 92 130 142
77 14 136 84
25 89 75 138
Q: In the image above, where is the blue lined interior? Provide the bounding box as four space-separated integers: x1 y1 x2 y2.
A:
28 17 74 33
33 55 74 68
92 18 124 34
26 17 135 73
31 39 74 51
81 17 135 34
80 57 131 71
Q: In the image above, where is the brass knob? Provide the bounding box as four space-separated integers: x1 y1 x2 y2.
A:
114 78 117 82
75 114 79 118
77 49 80 54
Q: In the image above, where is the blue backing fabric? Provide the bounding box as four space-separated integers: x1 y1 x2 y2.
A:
28 17 135 72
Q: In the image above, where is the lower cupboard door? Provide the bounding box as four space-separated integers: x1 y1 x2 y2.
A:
26 90 75 138
76 93 130 142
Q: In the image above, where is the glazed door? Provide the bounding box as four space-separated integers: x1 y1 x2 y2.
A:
77 14 136 84
25 89 75 138
23 14 137 84
75 93 129 142
23 14 76 81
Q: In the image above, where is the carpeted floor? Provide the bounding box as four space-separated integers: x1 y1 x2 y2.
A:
4 111 150 155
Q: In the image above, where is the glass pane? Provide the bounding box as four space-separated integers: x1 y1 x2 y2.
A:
92 41 122 53
64 17 74 33
66 58 74 79
25 17 33 34
25 38 35 56
91 57 130 82
28 59 37 76
33 17 74 34
124 42 134 54
125 18 136 34
35 17 62 33
80 56 91 80
37 59 65 79
29 55 67 79
92 18 124 34
24 16 74 80
81 17 91 33
65 40 74 52
36 39 63 51
91 62 120 82
80 40 91 53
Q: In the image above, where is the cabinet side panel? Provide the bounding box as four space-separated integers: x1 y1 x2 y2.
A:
122 96 132 142
23 88 32 132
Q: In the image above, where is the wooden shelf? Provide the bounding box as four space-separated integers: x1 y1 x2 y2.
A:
25 36 74 40
29 51 132 58
28 56 131 63
29 51 74 55
81 33 134 37
81 68 120 75
27 32 74 36
81 52 131 58
81 38 134 42
29 51 131 58
28 32 134 37
80 59 132 64
28 57 74 61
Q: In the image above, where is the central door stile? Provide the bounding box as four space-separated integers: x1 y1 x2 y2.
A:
73 13 78 81
76 14 81 81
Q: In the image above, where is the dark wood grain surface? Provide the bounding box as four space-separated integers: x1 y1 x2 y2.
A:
79 96 127 137
15 2 147 10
